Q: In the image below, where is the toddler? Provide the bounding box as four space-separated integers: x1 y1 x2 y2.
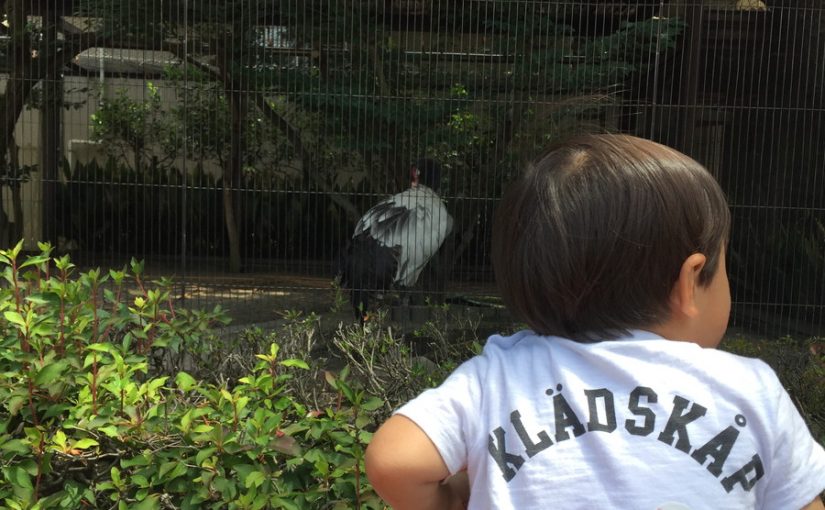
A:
365 134 825 510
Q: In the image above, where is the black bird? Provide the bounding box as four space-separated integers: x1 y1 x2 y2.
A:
340 159 453 320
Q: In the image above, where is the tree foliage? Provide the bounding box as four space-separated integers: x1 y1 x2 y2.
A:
84 1 684 267
6 1 685 268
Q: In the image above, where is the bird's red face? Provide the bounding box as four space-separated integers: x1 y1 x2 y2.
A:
410 165 420 188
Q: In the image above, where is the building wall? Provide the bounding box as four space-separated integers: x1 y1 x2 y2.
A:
3 73 227 248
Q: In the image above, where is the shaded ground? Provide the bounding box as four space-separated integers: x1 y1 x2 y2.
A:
148 269 508 333
173 274 343 325
128 260 820 340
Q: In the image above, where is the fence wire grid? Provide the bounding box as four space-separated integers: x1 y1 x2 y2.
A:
0 0 823 337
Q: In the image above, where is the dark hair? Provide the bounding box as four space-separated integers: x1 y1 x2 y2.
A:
491 134 731 341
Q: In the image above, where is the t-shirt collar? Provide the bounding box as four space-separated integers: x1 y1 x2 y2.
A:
622 329 667 341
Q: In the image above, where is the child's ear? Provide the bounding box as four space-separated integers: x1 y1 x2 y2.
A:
669 253 707 318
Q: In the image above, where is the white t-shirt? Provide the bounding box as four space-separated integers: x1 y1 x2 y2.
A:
396 330 825 510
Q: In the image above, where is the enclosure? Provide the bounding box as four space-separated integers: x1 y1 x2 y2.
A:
0 0 823 338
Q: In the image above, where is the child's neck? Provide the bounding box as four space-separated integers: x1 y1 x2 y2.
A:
646 321 722 349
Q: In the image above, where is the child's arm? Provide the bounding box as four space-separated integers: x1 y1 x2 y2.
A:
365 414 469 510
801 496 824 510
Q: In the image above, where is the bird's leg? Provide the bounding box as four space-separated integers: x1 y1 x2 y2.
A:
394 286 410 308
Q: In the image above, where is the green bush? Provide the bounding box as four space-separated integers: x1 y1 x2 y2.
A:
0 241 384 509
3 240 820 509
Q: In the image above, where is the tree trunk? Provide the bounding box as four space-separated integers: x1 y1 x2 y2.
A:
9 137 24 244
0 1 96 247
40 3 61 244
0 0 39 247
10 182 24 243
216 38 243 273
1 0 38 173
680 1 705 160
221 171 242 272
0 185 9 247
225 88 246 273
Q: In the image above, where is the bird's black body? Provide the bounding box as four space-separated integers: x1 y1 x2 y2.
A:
339 233 398 317
338 159 452 320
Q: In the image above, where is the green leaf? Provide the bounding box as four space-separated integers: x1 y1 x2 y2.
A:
109 268 127 284
270 435 301 457
111 466 122 486
360 396 384 412
179 410 194 434
130 258 144 276
19 255 51 269
244 470 266 489
72 438 99 450
338 382 355 403
195 447 216 465
279 359 309 370
129 494 160 510
7 396 26 416
158 460 178 478
191 424 213 434
121 455 150 468
1 440 30 455
85 343 115 354
9 239 24 259
35 362 65 386
3 311 25 328
5 466 33 489
98 426 119 438
269 497 300 510
230 399 247 420
355 413 372 429
24 293 59 306
132 474 149 488
53 430 68 449
175 371 197 392
158 460 186 480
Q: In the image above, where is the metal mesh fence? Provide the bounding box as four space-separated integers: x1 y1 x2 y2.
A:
0 0 822 337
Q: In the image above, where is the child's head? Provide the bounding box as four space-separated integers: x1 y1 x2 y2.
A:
492 134 731 342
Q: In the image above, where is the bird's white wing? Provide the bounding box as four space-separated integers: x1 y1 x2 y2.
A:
354 196 409 242
354 186 452 288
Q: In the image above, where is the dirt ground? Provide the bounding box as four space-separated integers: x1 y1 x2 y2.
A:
153 270 507 334
173 274 343 325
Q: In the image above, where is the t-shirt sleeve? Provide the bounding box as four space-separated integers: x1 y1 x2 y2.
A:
759 370 825 509
394 355 485 475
